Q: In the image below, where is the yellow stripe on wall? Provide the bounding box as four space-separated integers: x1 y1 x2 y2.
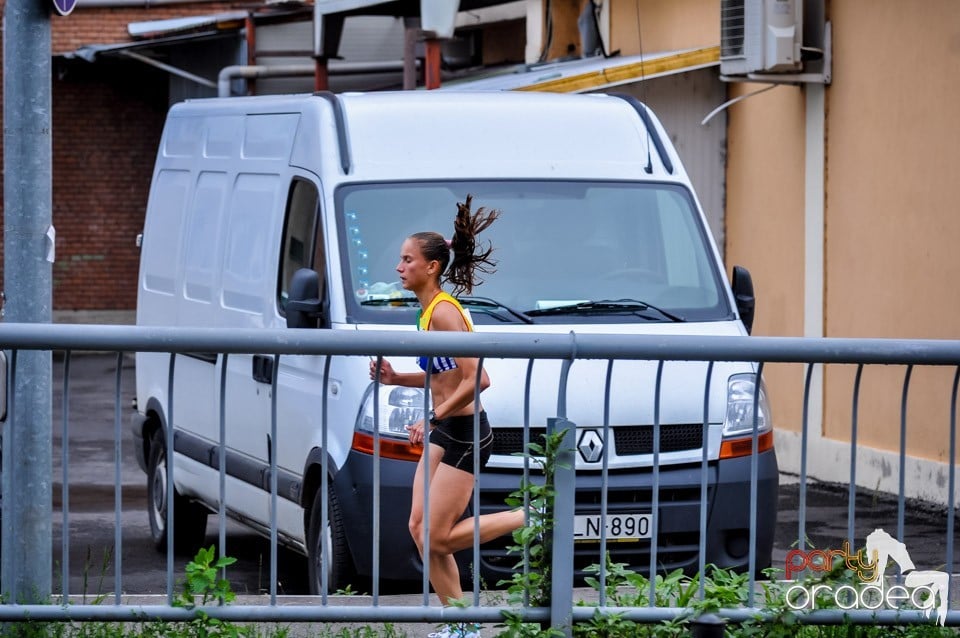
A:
516 45 720 93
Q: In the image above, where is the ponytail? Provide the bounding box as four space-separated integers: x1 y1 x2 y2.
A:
447 195 500 295
410 194 500 296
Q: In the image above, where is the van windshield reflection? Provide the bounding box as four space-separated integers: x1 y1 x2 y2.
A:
337 181 730 325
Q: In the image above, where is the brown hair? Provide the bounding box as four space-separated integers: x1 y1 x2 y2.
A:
411 194 500 296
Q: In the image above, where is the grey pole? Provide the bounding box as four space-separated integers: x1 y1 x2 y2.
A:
2 0 53 602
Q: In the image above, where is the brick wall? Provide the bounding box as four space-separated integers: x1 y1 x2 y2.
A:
1 36 168 312
49 57 168 311
51 2 246 54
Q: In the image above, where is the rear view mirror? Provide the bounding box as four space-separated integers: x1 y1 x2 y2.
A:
286 268 328 329
731 265 755 335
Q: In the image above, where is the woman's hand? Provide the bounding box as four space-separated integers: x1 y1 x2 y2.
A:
369 358 397 385
405 419 426 446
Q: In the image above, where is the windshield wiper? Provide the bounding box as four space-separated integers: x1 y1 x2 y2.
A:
360 296 420 306
458 296 535 324
361 295 534 324
525 299 685 322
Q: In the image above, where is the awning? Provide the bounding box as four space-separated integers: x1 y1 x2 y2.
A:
441 46 720 93
61 29 238 63
127 11 248 39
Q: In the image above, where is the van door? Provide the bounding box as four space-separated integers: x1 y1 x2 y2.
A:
273 176 330 538
220 171 289 528
224 175 328 536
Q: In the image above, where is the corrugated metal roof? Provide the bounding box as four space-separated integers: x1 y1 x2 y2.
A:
441 46 720 93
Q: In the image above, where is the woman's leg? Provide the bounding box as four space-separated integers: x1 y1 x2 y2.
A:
442 508 526 554
425 463 476 605
425 465 526 605
409 443 445 558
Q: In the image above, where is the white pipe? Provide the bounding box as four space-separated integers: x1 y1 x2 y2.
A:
217 60 409 97
218 64 315 98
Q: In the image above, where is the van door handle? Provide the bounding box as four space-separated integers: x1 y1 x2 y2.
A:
252 355 274 384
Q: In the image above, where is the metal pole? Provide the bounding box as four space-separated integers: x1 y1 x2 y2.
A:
2 0 53 602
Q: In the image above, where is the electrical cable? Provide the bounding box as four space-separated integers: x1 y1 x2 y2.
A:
635 0 646 101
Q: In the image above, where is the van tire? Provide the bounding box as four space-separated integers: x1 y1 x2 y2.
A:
147 428 208 554
307 484 356 594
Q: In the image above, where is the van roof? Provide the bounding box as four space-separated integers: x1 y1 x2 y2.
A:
171 91 684 181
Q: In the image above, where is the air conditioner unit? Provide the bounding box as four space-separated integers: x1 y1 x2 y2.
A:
721 0 803 76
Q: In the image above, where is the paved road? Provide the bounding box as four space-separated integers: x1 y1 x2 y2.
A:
42 353 958 601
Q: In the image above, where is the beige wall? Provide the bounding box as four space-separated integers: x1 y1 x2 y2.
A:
599 1 960 472
822 0 960 461
724 83 807 434
610 0 720 55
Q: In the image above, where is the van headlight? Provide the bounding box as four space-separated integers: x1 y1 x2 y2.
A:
356 385 426 437
722 373 771 437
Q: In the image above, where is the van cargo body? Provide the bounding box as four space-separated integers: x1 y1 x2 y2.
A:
132 91 778 592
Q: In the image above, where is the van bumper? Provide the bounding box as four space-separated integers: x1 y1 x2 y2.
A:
333 450 421 582
475 449 779 581
337 448 779 583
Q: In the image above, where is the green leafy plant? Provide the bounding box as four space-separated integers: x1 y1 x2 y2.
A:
497 428 570 637
172 545 239 637
490 427 958 638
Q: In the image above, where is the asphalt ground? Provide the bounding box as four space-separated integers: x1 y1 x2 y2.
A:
30 353 960 635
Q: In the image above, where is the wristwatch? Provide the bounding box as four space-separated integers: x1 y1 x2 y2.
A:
429 410 442 427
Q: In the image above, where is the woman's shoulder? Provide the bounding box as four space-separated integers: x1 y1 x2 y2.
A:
429 298 471 332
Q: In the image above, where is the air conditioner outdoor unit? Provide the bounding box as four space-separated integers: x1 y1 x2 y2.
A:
721 0 803 76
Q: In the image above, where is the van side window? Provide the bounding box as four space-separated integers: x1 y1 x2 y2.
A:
278 179 323 313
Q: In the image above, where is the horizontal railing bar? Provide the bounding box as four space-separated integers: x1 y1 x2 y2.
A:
0 604 547 623
0 604 955 626
2 324 960 365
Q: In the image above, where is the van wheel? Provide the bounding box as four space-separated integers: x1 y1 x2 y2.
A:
147 428 208 554
307 485 356 594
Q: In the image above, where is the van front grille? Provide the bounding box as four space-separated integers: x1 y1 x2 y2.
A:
491 424 704 457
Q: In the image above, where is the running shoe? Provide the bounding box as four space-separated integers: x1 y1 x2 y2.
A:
427 622 482 638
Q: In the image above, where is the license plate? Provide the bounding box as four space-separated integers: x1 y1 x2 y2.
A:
573 513 652 542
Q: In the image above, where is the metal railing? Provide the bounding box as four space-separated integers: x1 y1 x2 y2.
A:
0 323 958 633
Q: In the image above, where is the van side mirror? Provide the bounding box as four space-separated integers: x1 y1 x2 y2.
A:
285 268 328 329
731 265 755 335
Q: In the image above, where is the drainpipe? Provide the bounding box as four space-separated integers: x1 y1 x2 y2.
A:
218 60 410 97
423 38 441 89
245 13 257 95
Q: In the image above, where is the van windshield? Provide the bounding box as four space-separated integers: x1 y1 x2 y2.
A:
336 181 733 325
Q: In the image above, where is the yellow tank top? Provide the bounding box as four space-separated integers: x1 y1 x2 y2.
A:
416 292 472 374
418 291 473 332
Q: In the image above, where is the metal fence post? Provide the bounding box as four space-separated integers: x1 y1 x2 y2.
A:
689 613 726 637
548 417 576 636
2 0 53 602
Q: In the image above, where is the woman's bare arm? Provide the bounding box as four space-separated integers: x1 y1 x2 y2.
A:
428 303 490 419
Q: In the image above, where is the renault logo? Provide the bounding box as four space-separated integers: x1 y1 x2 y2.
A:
577 429 604 463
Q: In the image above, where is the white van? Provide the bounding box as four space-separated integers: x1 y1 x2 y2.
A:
132 90 778 593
